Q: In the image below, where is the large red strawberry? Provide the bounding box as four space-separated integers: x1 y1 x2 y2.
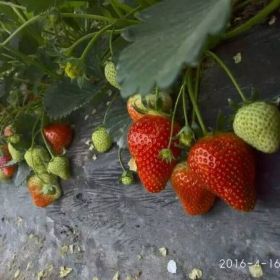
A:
128 115 181 192
171 163 215 215
0 145 16 180
43 123 73 154
188 133 256 212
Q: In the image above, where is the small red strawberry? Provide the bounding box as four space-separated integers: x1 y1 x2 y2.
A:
188 133 256 212
0 145 16 180
171 163 215 215
43 123 73 154
128 115 181 193
3 125 14 137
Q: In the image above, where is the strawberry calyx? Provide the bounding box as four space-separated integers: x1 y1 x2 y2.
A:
178 126 194 147
134 106 170 119
130 96 171 119
42 184 57 195
8 134 21 144
159 148 175 163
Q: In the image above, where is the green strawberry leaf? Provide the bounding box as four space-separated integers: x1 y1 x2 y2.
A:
14 163 31 187
118 0 231 96
44 79 106 119
104 96 131 148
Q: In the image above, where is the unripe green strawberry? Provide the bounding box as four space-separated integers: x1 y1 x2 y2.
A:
120 170 134 185
47 156 71 180
91 127 112 153
104 61 120 89
233 101 280 153
8 142 23 162
24 146 50 174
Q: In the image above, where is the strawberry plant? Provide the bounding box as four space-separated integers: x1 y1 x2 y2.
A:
0 0 280 213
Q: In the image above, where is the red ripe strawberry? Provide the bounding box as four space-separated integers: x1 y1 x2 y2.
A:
128 115 181 193
43 123 73 154
171 163 215 215
27 174 61 207
188 133 256 212
0 145 16 179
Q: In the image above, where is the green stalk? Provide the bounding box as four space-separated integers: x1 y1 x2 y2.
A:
11 6 26 23
0 22 11 34
187 70 208 136
112 0 134 13
63 29 122 55
41 113 54 158
103 94 118 124
155 87 160 111
109 30 114 57
182 86 189 126
225 0 280 39
64 32 95 55
191 65 201 124
118 148 126 171
61 13 138 25
206 50 247 102
1 15 41 46
80 25 113 60
110 0 124 17
31 117 41 148
0 1 26 10
167 82 185 149
11 7 43 45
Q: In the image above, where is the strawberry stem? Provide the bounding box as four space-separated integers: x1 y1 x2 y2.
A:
187 70 208 136
80 24 113 61
109 29 114 57
118 147 126 172
155 87 160 111
182 79 189 127
31 117 41 148
41 112 55 158
225 0 280 40
191 65 201 125
103 94 118 125
206 50 247 102
167 80 186 148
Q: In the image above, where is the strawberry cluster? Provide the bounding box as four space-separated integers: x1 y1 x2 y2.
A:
1 123 73 208
125 99 280 215
104 60 280 216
